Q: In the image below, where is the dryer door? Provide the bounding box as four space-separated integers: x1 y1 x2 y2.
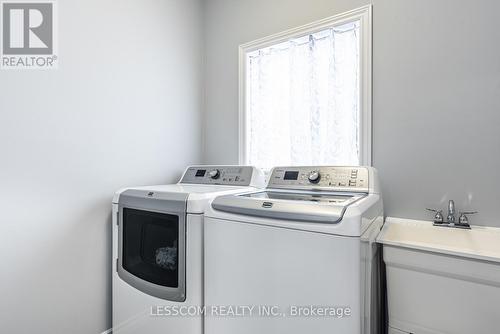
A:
117 190 187 302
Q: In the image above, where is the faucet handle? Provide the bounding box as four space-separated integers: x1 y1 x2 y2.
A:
458 211 478 226
426 208 444 223
426 208 441 212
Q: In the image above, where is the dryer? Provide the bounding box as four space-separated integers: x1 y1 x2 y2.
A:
204 166 384 334
112 166 264 334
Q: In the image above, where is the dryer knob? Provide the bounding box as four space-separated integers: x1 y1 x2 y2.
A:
208 169 220 179
308 171 321 184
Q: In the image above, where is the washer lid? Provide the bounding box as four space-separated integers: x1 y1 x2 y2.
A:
212 189 366 224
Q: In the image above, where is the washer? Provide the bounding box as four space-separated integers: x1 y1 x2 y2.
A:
204 166 384 334
112 165 265 334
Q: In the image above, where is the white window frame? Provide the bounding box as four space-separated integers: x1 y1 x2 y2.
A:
238 5 372 167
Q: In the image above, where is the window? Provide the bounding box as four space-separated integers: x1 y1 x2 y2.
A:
239 6 372 170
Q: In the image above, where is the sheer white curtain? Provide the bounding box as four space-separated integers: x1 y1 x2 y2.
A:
246 21 360 170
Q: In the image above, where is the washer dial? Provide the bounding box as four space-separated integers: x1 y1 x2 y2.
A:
208 169 220 179
308 171 321 184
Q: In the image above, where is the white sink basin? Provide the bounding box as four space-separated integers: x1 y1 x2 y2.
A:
377 217 500 263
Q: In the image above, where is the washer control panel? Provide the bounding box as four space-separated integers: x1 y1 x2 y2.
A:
180 166 256 186
268 166 369 191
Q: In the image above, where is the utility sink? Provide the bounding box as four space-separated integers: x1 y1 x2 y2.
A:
377 217 500 263
377 217 500 334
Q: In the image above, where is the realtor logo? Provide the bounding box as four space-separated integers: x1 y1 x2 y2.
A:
1 1 57 69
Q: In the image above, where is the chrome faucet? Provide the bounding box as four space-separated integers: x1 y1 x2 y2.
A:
426 200 476 230
447 200 455 225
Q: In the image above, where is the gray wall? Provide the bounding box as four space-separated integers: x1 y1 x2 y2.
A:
0 0 203 333
203 0 500 226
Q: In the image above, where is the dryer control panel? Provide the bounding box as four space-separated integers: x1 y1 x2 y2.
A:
268 166 370 192
180 166 258 186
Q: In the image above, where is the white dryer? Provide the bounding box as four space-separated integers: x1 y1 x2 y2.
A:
204 166 384 334
112 166 264 334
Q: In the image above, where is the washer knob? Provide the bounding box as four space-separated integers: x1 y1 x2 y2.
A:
208 169 220 179
308 171 321 184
